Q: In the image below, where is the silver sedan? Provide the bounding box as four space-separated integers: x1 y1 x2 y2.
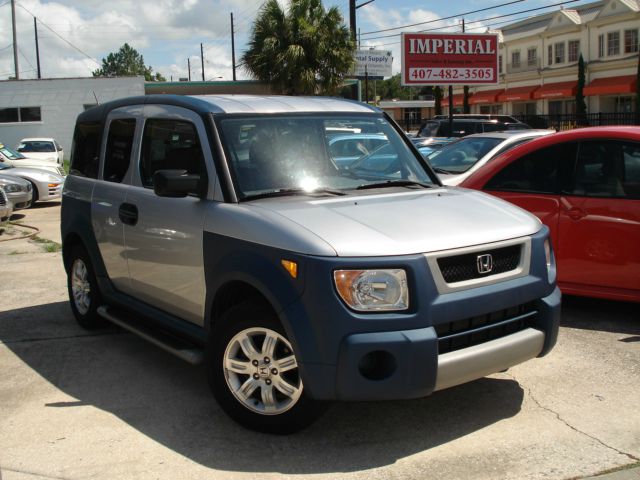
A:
0 174 33 209
0 163 64 205
0 187 13 221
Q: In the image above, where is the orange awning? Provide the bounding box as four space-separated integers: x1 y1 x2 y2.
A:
584 75 637 96
442 94 467 107
469 89 504 105
497 85 539 102
533 81 577 99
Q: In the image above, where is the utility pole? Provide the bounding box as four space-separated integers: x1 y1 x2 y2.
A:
200 43 205 81
34 17 41 79
349 0 358 100
188 58 191 81
11 0 19 79
231 13 237 81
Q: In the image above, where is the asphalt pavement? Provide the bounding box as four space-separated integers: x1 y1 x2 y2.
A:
0 203 638 480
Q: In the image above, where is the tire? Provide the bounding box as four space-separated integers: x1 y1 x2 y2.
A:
207 301 327 434
29 182 39 207
66 245 108 329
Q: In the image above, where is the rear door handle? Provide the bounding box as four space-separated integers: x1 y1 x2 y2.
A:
119 203 138 226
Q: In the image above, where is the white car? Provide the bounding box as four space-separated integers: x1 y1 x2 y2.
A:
15 137 64 164
0 143 66 176
426 130 555 186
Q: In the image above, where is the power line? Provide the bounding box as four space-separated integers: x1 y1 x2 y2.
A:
360 0 525 37
15 1 100 68
361 0 581 42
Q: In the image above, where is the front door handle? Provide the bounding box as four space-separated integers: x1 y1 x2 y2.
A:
119 203 138 226
564 207 586 221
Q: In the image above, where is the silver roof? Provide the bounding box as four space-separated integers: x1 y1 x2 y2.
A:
462 129 555 140
191 95 379 115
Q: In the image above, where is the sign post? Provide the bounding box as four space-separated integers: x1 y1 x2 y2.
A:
351 49 393 103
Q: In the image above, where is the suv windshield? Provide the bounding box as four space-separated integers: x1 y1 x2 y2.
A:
427 136 503 173
218 114 436 199
17 141 55 153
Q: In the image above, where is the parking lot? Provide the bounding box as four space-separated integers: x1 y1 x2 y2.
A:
0 203 638 480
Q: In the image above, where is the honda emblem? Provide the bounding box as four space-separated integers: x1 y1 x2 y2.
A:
477 254 493 274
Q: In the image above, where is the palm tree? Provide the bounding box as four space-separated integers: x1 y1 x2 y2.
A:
242 0 354 95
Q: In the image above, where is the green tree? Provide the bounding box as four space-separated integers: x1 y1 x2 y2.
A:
242 0 354 95
93 43 166 81
576 54 588 124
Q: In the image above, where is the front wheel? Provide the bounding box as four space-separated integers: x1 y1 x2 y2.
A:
207 301 326 434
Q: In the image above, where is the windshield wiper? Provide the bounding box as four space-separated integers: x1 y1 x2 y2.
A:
431 167 455 174
241 187 345 201
355 180 435 190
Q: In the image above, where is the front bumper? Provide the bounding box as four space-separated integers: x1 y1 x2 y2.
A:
38 181 63 202
7 190 32 209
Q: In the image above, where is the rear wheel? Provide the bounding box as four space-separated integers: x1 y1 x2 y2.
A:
207 301 326 434
66 245 107 329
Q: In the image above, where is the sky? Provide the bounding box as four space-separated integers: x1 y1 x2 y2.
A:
0 0 596 81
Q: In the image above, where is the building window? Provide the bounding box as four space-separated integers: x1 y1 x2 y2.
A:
568 40 580 62
598 34 605 58
498 55 503 73
624 29 639 53
554 42 565 63
512 51 521 68
527 48 537 66
548 45 553 65
0 106 42 123
607 31 620 56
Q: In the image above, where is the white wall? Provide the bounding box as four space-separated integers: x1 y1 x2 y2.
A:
0 77 144 159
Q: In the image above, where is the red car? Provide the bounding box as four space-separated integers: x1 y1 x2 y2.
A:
460 126 640 303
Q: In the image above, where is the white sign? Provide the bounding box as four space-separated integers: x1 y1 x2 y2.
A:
352 50 393 79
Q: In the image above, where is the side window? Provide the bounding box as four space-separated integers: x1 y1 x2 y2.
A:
104 118 136 183
572 141 639 199
491 138 533 159
70 122 101 179
140 119 205 188
485 143 577 194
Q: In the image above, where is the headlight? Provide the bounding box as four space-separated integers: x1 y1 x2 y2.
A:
544 239 556 283
3 184 20 193
334 269 409 312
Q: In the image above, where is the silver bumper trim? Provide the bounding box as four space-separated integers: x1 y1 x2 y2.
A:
434 328 545 391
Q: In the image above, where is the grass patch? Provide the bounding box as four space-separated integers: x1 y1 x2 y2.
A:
30 235 62 253
63 160 70 174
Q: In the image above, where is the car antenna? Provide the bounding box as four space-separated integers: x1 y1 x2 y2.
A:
92 91 100 106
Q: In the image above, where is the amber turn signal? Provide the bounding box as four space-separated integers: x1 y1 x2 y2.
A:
281 259 298 278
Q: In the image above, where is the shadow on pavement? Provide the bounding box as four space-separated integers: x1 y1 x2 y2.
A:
561 295 639 335
1 301 525 475
30 201 61 209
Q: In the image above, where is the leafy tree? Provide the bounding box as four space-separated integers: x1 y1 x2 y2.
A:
93 43 166 81
576 54 588 124
242 0 354 95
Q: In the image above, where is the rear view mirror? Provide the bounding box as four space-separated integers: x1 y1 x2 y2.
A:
153 169 204 198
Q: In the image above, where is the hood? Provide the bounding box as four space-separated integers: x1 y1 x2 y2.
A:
250 187 541 257
0 166 64 181
0 173 30 187
18 152 58 162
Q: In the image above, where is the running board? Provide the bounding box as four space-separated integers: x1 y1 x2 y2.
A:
97 306 204 365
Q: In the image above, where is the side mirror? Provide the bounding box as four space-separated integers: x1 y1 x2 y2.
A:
153 169 204 198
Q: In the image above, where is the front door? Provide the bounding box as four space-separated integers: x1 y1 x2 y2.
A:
122 105 216 325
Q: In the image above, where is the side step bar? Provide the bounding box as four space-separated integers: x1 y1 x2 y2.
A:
97 306 204 365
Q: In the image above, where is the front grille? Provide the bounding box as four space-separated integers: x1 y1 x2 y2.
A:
0 188 6 206
437 244 521 283
435 302 537 354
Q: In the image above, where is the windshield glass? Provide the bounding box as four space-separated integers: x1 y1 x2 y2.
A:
427 136 503 173
17 141 55 153
218 114 436 199
0 145 26 160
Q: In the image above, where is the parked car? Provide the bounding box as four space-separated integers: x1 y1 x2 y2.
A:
460 126 640 303
417 118 531 138
0 187 13 221
1 143 66 176
328 133 389 166
0 163 64 204
15 137 64 164
62 94 559 434
410 137 456 157
427 130 555 185
0 174 33 209
432 114 522 123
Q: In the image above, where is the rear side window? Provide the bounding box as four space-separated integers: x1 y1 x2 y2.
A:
70 122 101 178
139 119 205 188
485 143 577 194
104 118 136 183
571 141 640 199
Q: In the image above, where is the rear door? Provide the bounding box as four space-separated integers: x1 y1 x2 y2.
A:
557 140 640 294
